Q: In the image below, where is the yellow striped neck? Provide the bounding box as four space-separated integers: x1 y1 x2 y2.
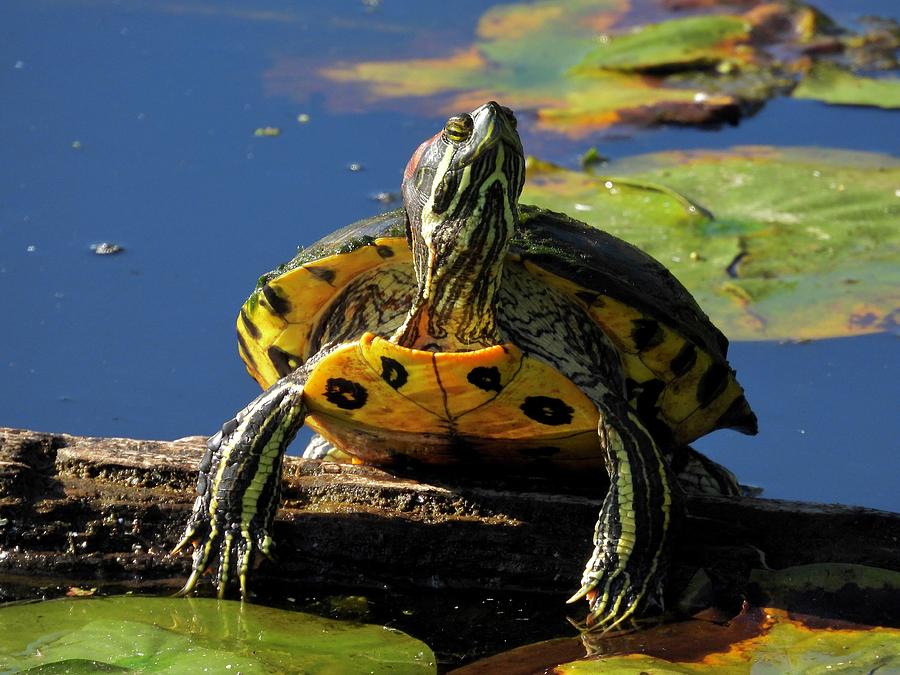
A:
395 144 518 352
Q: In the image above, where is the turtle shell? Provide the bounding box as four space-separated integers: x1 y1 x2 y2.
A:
237 205 756 447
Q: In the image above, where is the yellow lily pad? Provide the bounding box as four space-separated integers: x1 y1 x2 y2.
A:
522 146 900 341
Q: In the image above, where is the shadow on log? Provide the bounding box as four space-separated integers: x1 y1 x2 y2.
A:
2 426 898 604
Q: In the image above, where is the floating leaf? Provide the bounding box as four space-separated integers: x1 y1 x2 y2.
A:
0 596 435 673
522 146 900 340
292 1 900 134
456 605 900 674
793 63 900 108
290 0 835 135
562 609 900 673
751 563 900 625
576 15 752 72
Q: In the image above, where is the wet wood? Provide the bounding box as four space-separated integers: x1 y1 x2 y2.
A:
1 426 898 608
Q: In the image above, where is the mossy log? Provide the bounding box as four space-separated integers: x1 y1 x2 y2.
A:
1 426 898 612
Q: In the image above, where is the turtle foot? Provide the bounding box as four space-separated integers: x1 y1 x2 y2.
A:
567 566 662 633
172 510 275 600
172 378 305 599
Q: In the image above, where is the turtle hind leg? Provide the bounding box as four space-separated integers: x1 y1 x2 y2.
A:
173 368 307 599
572 402 684 632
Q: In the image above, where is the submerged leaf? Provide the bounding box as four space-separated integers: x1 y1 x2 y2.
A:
0 596 436 674
522 146 900 340
793 63 900 108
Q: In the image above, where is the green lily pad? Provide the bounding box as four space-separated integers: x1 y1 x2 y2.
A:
522 146 900 341
753 562 900 596
793 63 900 108
750 563 900 625
0 596 436 673
305 1 829 135
576 15 752 72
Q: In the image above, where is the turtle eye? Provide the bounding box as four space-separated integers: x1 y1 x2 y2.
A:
443 114 474 144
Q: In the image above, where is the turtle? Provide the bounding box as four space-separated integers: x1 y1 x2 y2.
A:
174 101 757 631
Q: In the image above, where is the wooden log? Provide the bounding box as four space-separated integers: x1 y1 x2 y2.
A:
1 425 898 610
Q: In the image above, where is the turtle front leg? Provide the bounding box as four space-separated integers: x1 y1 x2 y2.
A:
173 370 307 599
569 400 684 631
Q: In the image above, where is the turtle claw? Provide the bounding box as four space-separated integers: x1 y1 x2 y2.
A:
172 378 306 600
572 561 667 634
173 513 274 601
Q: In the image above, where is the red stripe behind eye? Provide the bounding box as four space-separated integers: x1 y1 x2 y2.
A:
404 133 440 182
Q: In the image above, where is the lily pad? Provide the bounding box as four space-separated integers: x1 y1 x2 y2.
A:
294 1 900 134
793 62 900 108
0 596 436 673
455 605 900 674
522 146 900 340
576 15 752 72
564 609 900 673
303 1 829 135
750 563 900 625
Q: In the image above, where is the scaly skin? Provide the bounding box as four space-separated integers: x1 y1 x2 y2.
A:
175 102 683 630
173 370 307 597
570 403 682 631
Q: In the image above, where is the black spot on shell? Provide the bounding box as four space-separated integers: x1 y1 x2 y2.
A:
306 266 337 284
262 284 291 316
324 378 368 410
267 345 300 377
222 418 238 437
376 245 394 258
631 318 664 352
520 396 574 426
380 356 408 390
635 379 665 420
631 378 673 444
697 363 729 408
670 343 697 377
239 308 262 340
467 366 503 393
237 332 258 373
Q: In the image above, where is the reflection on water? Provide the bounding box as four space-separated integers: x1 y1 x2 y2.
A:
1 1 897 513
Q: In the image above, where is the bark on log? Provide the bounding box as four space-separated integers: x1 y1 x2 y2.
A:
1 426 898 612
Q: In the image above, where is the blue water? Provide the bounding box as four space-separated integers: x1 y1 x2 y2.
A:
1 1 897 512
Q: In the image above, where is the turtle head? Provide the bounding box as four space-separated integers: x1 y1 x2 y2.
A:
403 101 525 227
395 102 525 351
